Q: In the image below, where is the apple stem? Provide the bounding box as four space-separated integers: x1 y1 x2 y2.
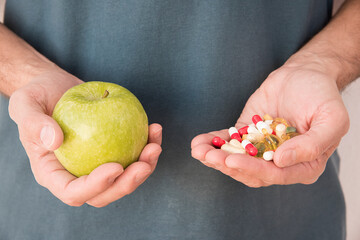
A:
102 90 109 98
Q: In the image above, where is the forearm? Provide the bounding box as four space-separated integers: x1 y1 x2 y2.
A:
285 0 360 90
0 23 60 96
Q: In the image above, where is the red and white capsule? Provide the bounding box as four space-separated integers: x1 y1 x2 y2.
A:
265 119 273 125
252 115 272 135
229 127 242 142
241 140 258 156
247 125 260 134
212 136 226 148
238 126 249 136
252 115 263 124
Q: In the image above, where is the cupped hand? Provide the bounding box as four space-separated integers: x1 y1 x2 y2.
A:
191 62 349 187
9 70 162 207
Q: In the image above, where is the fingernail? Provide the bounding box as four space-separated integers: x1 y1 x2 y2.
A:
155 127 162 138
280 149 297 167
40 125 55 149
135 170 151 183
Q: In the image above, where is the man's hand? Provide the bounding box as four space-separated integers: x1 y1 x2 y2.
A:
191 0 360 187
9 71 162 207
191 63 349 187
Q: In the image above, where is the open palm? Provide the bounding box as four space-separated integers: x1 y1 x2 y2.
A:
9 71 162 207
191 65 349 187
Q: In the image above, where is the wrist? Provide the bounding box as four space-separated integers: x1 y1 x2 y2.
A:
0 24 75 96
21 58 59 85
8 59 80 97
26 67 83 97
284 49 339 78
284 46 358 90
18 68 83 115
283 0 360 91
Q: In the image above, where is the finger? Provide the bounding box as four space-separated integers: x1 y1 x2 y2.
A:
274 101 349 167
192 134 275 187
201 149 267 187
191 129 229 149
191 143 220 169
191 143 214 162
202 148 229 169
281 142 338 185
225 149 329 186
85 143 162 208
34 153 124 206
202 148 240 175
86 161 154 208
9 90 63 151
148 123 162 145
225 154 286 185
138 143 162 172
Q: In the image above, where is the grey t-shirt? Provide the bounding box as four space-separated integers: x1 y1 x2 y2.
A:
0 0 345 239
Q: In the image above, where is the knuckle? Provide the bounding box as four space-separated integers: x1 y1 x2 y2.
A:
266 174 285 185
267 69 280 79
18 117 38 145
191 134 205 148
8 91 22 121
88 202 109 208
121 185 134 196
18 131 29 145
191 149 197 159
302 176 319 185
308 140 322 161
244 180 264 188
8 98 16 121
341 110 350 135
91 180 110 194
33 174 46 187
62 196 84 207
310 158 327 177
20 116 35 132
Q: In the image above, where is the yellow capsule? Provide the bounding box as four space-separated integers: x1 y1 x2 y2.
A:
275 118 289 126
287 132 300 139
270 118 289 131
242 134 248 141
255 141 267 157
265 134 281 150
254 138 274 157
279 134 290 142
246 133 265 143
261 128 270 135
263 114 273 121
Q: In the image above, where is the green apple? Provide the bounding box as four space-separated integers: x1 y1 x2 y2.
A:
52 81 148 177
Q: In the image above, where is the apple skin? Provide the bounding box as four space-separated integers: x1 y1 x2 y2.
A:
52 81 148 177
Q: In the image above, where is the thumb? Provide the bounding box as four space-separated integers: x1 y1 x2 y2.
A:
39 118 64 150
9 90 64 151
148 123 162 145
274 102 349 167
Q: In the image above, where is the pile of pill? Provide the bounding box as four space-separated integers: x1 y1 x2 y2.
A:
212 114 299 161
